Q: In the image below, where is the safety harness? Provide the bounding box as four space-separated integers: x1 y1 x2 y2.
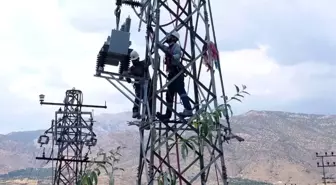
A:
164 43 181 74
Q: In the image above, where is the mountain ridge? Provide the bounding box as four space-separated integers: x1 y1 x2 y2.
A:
0 110 334 184
5 109 335 135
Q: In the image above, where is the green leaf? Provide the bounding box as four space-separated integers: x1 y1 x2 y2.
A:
113 167 125 171
171 172 177 185
200 122 209 138
163 172 168 185
234 84 240 93
109 175 115 185
90 171 98 185
181 142 188 160
230 97 242 102
97 163 109 174
84 175 92 185
168 142 175 149
226 104 233 116
94 168 101 176
187 139 197 158
158 178 163 185
242 90 250 95
192 120 200 128
188 136 199 148
236 94 244 98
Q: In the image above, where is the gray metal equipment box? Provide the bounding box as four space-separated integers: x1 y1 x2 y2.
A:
105 29 130 66
108 29 130 56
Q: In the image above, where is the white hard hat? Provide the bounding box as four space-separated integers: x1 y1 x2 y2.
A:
130 50 139 61
171 31 180 40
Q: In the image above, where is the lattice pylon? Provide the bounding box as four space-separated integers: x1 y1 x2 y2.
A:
94 0 231 184
53 90 97 185
36 89 101 185
135 0 230 184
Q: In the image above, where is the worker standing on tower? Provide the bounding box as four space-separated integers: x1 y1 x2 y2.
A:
125 50 153 119
157 31 193 121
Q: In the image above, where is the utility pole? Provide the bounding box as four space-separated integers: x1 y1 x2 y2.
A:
316 152 336 185
36 88 107 185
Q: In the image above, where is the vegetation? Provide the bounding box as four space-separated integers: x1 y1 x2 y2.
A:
177 84 250 160
0 167 52 180
77 146 124 185
78 84 250 185
229 177 272 185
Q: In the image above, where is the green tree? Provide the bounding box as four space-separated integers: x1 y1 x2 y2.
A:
176 84 250 161
160 84 250 185
77 146 125 185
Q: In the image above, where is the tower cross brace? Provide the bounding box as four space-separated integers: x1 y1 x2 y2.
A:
94 0 240 184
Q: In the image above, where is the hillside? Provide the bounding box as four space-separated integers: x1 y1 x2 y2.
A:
0 110 335 184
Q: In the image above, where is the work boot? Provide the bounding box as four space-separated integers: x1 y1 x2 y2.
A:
132 111 141 119
156 112 171 122
179 109 193 117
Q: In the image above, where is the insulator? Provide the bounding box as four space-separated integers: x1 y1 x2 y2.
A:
118 48 132 78
120 24 126 31
124 17 131 32
122 0 142 7
116 0 122 6
96 44 109 71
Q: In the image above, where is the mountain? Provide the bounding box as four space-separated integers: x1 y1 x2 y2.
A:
0 110 335 185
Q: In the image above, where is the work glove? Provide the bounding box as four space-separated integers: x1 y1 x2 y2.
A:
126 78 132 83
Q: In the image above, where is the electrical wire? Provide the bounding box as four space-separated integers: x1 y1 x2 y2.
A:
132 0 188 28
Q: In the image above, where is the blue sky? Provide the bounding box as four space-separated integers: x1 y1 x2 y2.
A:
0 0 335 134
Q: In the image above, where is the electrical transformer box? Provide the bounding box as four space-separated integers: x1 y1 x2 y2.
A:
108 29 130 56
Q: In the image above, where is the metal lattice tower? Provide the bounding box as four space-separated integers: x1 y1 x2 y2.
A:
94 0 241 184
36 88 107 185
316 152 336 184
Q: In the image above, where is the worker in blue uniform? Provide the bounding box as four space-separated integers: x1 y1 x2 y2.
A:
126 50 152 119
156 31 193 121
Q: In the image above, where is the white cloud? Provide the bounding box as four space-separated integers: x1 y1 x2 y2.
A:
0 0 335 133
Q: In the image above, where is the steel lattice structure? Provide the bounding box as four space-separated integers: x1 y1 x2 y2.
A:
316 152 336 185
36 88 106 185
95 0 241 184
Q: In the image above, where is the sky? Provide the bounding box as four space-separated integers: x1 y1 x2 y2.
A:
0 0 336 134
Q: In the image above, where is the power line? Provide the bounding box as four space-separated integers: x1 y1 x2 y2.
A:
35 88 107 185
